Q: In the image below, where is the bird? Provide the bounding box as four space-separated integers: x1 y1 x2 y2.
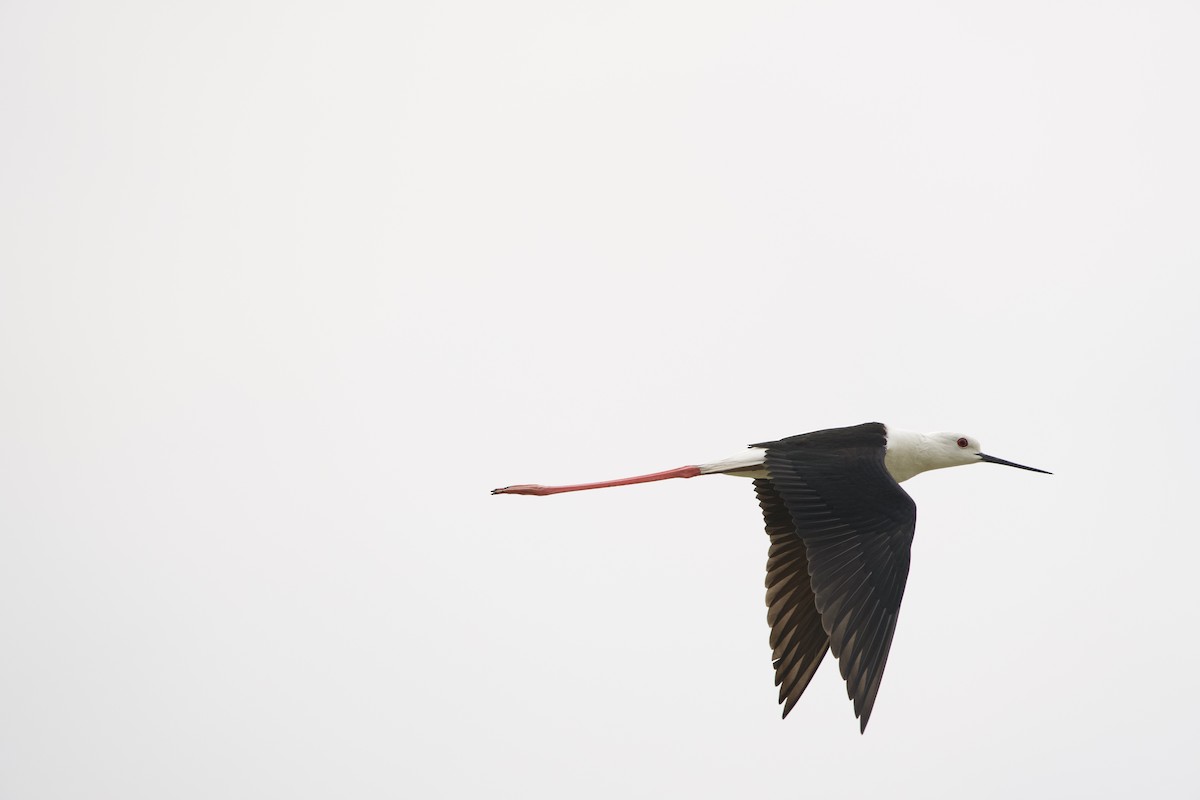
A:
492 421 1050 732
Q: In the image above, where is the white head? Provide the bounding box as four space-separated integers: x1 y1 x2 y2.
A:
885 429 1051 483
925 431 986 469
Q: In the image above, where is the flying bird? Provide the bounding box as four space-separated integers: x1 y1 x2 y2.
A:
492 422 1049 732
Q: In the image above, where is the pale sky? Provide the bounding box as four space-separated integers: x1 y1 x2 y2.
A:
2 2 1198 798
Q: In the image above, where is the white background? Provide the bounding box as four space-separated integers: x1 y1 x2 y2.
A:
2 2 1198 797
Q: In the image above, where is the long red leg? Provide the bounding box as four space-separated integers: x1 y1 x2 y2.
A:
492 466 702 496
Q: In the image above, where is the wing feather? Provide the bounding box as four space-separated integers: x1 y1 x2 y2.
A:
754 479 830 718
754 422 917 732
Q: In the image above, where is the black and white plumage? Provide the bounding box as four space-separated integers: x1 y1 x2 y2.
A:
493 421 1049 731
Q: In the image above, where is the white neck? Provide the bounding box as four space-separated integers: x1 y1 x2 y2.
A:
884 429 950 483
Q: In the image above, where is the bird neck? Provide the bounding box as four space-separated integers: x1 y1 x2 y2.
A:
884 429 950 483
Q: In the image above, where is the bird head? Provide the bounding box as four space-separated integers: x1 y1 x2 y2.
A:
927 431 1051 474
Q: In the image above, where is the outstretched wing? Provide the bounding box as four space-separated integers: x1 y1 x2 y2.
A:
756 422 917 732
755 478 831 718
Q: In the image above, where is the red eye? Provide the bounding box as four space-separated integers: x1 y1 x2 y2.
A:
957 437 969 448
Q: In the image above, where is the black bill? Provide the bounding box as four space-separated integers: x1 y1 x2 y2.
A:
978 453 1052 474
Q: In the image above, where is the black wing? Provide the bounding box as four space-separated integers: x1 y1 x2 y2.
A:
755 479 831 717
755 422 917 732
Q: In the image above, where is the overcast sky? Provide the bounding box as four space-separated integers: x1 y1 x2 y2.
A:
2 2 1198 798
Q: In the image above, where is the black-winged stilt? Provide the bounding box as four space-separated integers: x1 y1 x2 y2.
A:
493 421 1050 732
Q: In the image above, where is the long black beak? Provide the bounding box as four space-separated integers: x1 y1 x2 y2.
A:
978 453 1052 474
